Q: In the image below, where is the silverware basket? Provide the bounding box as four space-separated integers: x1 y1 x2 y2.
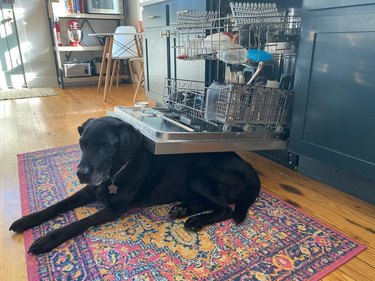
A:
214 84 293 132
164 78 293 133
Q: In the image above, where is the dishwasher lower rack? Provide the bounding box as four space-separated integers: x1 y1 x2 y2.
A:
163 78 293 134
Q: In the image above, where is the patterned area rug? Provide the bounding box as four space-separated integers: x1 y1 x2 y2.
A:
17 145 366 281
0 87 57 101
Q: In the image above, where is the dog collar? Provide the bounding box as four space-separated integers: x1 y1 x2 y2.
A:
108 161 129 194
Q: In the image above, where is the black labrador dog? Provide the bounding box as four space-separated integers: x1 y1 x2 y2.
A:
10 117 261 254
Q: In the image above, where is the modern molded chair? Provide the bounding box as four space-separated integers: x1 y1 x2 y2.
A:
109 26 139 90
97 25 140 101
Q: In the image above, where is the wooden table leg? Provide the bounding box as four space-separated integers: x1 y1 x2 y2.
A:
103 36 114 102
133 64 144 105
97 36 109 94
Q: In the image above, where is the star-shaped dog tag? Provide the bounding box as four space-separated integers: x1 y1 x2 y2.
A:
108 184 118 194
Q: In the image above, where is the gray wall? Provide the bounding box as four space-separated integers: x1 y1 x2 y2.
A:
125 0 140 28
14 0 57 87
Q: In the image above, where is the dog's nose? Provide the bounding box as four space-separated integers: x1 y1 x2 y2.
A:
76 166 90 183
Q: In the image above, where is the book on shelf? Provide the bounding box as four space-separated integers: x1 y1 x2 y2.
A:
64 0 85 14
65 0 73 13
79 0 85 13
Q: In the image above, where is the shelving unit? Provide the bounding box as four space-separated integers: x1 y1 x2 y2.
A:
46 0 125 88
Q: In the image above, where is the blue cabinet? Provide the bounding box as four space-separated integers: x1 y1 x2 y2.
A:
289 1 375 203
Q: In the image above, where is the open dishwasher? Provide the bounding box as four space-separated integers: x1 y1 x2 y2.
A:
110 2 301 155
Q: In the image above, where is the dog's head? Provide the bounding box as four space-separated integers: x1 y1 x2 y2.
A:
76 117 142 186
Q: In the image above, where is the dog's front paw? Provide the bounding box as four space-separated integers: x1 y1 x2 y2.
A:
169 206 188 219
9 216 34 233
184 217 205 232
28 230 67 254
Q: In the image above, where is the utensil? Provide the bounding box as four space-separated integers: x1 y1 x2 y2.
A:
134 101 150 108
246 61 264 85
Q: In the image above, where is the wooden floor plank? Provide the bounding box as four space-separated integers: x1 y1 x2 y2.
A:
239 151 375 219
0 84 374 280
0 102 6 280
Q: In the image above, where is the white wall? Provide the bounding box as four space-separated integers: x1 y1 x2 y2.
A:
14 0 58 87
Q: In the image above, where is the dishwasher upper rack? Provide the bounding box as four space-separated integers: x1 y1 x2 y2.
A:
175 5 301 62
164 78 293 134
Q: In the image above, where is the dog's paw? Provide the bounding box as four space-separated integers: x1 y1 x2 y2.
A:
9 217 34 233
28 230 67 255
169 206 188 219
184 217 205 232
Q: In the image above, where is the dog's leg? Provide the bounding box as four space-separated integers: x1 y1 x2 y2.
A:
169 201 211 219
184 209 233 232
27 171 148 254
184 178 233 232
9 185 96 232
28 206 122 254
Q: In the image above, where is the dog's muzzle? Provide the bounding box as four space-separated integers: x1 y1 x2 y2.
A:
76 166 91 184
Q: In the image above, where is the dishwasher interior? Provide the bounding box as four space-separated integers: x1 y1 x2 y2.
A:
111 2 301 154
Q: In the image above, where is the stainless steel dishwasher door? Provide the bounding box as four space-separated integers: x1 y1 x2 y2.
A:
108 106 287 155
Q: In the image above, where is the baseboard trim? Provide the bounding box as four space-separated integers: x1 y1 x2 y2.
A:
298 155 375 205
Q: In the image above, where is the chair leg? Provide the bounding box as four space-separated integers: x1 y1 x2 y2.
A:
103 36 114 102
128 59 136 90
128 59 135 90
116 60 120 88
97 36 110 94
109 59 118 92
133 68 144 105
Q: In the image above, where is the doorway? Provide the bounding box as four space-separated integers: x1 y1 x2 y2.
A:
0 0 26 89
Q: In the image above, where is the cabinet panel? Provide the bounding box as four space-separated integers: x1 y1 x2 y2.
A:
290 4 375 181
303 32 375 164
144 27 169 102
143 0 207 104
142 3 168 28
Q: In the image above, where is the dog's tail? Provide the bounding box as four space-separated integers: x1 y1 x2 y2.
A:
232 175 261 224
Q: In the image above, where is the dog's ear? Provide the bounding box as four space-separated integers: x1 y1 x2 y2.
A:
116 123 143 160
78 118 95 136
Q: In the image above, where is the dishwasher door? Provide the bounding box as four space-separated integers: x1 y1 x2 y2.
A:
108 106 287 155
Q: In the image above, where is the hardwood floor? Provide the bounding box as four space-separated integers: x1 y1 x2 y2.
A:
1 85 374 280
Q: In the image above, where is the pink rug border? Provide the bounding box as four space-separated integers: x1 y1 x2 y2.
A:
17 145 367 281
17 144 80 281
18 153 38 281
263 191 367 280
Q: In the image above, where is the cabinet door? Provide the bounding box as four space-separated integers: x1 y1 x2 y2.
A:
290 4 375 182
144 27 170 103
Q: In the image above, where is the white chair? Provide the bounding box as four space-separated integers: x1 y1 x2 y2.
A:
97 26 140 101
